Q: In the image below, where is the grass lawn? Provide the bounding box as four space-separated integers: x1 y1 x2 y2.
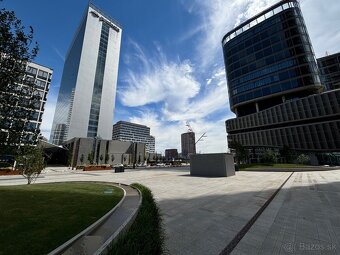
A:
109 183 166 255
240 163 308 169
0 182 123 255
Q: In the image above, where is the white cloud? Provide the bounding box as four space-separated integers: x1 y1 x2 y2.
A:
119 42 200 113
300 0 340 58
187 0 278 69
129 111 230 154
162 67 231 121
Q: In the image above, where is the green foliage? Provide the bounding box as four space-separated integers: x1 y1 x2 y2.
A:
297 154 309 165
111 154 115 163
16 146 44 184
80 154 84 164
109 183 166 255
0 7 40 154
87 152 94 164
262 149 278 164
0 183 123 255
279 145 296 163
99 154 103 163
229 141 249 164
105 153 109 164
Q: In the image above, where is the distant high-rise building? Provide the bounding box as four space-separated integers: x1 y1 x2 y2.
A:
50 3 122 144
223 0 340 158
181 132 196 159
112 121 155 153
317 52 340 91
147 135 155 153
0 62 52 146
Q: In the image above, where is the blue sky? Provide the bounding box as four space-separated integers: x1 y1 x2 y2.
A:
2 0 340 154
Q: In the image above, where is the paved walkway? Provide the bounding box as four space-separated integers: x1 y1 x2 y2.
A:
1 167 340 254
232 170 340 255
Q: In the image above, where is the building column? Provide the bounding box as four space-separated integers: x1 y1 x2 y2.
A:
255 102 260 113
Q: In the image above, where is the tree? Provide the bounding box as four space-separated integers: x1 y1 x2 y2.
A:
80 154 84 165
99 154 103 164
111 154 115 164
229 141 249 165
0 7 39 154
87 152 94 164
262 149 278 164
297 154 309 165
105 153 109 164
16 146 44 184
279 145 296 163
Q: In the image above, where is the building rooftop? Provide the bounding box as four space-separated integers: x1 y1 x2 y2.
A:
222 0 298 45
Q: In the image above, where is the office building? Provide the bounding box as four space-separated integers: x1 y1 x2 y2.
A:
112 121 155 153
165 149 178 160
181 132 196 159
222 0 340 160
147 135 156 153
50 3 122 144
64 137 145 167
317 52 340 91
0 62 52 146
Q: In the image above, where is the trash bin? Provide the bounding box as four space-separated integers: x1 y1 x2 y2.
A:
114 166 125 173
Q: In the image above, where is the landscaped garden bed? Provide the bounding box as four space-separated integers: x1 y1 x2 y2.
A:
0 182 123 255
83 164 113 171
109 183 166 255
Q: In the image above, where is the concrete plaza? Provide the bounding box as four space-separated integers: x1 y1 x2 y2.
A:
1 167 339 254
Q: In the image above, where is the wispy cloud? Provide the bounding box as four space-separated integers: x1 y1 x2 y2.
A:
119 41 200 113
184 0 278 69
119 41 233 153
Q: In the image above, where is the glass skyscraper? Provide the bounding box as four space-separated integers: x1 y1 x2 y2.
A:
317 52 340 91
223 0 322 117
223 0 340 159
50 4 122 144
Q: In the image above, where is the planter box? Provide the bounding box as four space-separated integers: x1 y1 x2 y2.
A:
83 165 112 171
0 170 21 176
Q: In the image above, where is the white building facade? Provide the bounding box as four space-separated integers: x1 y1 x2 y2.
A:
112 121 156 153
50 4 122 144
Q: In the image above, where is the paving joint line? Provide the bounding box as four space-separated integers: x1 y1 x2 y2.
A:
219 172 295 255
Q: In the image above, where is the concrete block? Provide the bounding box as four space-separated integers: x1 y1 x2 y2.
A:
190 153 235 177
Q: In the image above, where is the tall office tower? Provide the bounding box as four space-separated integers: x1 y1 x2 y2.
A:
50 4 122 144
223 0 340 159
181 132 196 159
0 62 52 146
112 121 156 153
317 52 340 91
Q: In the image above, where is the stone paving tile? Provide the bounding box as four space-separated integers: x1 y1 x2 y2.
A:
232 170 340 255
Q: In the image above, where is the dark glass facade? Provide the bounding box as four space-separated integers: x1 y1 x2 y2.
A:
317 52 340 91
222 0 323 117
87 22 110 137
223 0 340 158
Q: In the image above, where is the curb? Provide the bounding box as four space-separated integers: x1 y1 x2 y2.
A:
94 185 143 255
48 182 137 255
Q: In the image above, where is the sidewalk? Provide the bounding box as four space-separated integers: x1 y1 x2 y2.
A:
232 171 340 254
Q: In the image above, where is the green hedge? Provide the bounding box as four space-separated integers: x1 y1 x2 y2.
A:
109 183 166 255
